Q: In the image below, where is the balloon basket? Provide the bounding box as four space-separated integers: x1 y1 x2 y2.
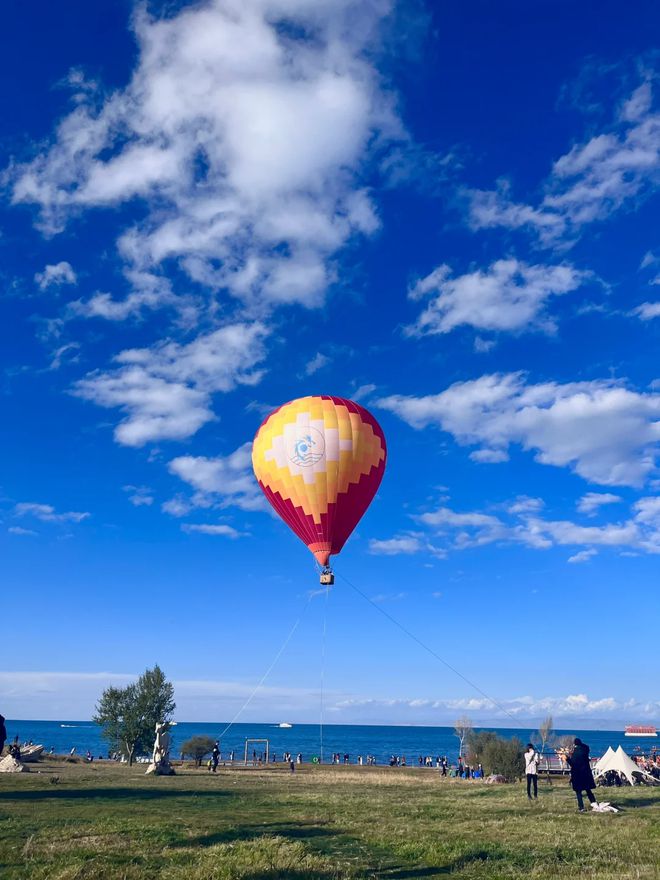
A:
319 568 334 586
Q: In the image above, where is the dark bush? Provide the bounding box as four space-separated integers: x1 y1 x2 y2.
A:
180 735 216 767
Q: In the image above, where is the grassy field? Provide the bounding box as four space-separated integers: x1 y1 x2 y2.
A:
0 758 658 879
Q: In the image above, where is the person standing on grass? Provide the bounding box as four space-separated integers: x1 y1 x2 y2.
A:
524 743 540 800
212 741 220 772
0 714 6 756
566 738 599 812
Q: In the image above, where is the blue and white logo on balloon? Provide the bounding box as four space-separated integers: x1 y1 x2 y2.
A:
287 427 325 467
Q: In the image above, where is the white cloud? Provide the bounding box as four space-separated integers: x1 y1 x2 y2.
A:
470 448 509 463
473 336 495 353
373 492 660 559
466 80 660 246
370 591 407 603
169 441 264 512
577 492 621 515
181 523 245 538
368 535 424 555
161 496 194 518
8 526 38 536
568 548 597 563
352 383 377 402
640 250 658 270
123 485 154 507
634 301 660 320
303 352 330 376
74 322 268 446
377 372 660 487
409 259 589 335
12 0 401 315
49 342 80 371
368 532 447 558
507 496 544 515
71 272 182 322
330 692 656 723
1 670 656 725
14 502 90 524
35 261 77 290
0 670 342 722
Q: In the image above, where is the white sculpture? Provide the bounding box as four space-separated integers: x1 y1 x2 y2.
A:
145 722 175 775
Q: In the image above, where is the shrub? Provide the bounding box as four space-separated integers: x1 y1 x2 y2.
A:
181 735 216 767
467 730 524 781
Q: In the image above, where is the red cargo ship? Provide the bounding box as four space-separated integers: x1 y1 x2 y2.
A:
624 725 657 737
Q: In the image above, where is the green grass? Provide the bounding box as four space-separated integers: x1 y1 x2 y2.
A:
0 760 658 879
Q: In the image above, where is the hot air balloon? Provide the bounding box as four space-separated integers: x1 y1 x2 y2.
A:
252 396 386 583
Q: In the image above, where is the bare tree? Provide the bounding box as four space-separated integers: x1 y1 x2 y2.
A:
538 715 554 753
454 715 473 759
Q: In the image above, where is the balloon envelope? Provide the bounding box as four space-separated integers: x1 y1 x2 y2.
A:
252 396 387 566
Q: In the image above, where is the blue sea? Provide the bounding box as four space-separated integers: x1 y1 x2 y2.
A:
4 720 656 763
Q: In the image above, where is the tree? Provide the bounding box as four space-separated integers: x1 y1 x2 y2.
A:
454 715 473 759
537 715 554 754
181 735 216 766
93 665 175 766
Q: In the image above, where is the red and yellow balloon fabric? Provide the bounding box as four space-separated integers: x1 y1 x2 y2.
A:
252 396 387 567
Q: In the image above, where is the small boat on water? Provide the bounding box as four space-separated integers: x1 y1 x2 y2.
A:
624 725 657 737
278 722 293 729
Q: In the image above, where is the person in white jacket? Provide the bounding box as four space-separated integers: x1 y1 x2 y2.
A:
524 743 540 800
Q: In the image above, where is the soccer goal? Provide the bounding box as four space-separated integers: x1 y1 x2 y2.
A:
244 738 269 766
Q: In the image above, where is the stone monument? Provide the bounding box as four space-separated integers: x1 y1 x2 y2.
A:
0 754 29 773
145 722 175 775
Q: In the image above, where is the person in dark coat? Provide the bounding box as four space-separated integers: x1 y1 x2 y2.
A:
566 737 599 811
0 715 6 756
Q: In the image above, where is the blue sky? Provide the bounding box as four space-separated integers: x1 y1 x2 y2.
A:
1 0 659 728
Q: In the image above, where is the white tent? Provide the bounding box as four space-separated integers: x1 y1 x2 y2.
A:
594 746 616 775
594 745 659 786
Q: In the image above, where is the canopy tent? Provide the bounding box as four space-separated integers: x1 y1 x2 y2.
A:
594 746 616 775
594 745 659 786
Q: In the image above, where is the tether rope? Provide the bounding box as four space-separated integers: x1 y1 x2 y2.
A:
319 582 330 764
336 570 525 729
218 592 314 741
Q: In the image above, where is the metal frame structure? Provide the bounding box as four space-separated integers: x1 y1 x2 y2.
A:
244 738 269 765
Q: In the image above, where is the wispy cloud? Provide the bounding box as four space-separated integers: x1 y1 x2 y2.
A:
303 352 331 376
14 502 89 524
408 259 590 336
465 79 660 247
123 485 154 507
371 492 660 560
8 526 38 536
181 523 246 539
577 492 622 515
35 261 77 290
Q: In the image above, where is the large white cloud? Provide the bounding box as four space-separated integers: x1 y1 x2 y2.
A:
75 322 268 445
408 259 589 335
377 373 660 487
11 0 400 315
466 80 660 246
